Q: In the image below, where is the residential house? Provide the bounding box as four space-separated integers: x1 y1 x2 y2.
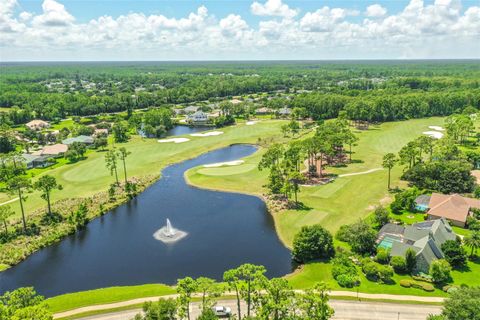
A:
277 107 292 117
184 106 200 114
21 154 52 169
26 119 50 131
255 107 273 115
62 135 94 145
33 144 68 158
93 129 109 137
377 218 457 273
187 111 208 125
426 193 480 227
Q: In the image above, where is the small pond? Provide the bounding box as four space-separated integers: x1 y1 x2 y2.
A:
0 145 292 297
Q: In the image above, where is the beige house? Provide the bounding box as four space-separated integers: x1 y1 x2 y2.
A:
33 144 68 157
26 119 50 130
427 193 480 227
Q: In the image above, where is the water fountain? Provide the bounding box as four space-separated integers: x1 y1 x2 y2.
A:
153 218 188 243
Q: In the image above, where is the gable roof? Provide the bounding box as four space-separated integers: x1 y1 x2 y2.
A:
381 218 456 266
33 144 68 156
62 135 94 145
428 193 480 223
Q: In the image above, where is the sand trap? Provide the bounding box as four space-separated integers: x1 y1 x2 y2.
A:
246 121 258 125
428 126 445 131
190 131 223 137
203 160 244 168
158 138 190 144
179 119 187 123
423 131 444 139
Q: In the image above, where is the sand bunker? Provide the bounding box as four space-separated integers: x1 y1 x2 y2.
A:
203 160 245 168
179 119 187 123
190 131 224 137
246 121 258 125
158 138 190 143
423 131 444 139
428 126 445 131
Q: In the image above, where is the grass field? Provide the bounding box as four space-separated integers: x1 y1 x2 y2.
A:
187 117 446 246
1 121 286 219
45 284 175 313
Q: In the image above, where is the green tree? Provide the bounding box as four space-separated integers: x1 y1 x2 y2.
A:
441 240 467 268
346 220 377 255
196 308 218 320
254 278 294 320
405 248 417 273
33 175 62 217
176 277 197 320
429 259 451 284
105 149 119 185
94 137 108 150
292 224 335 263
118 147 131 185
195 277 223 312
372 206 390 228
64 141 87 162
0 287 51 320
224 264 266 319
464 231 480 257
299 282 334 320
382 153 397 190
136 299 177 320
440 286 480 320
0 204 14 234
112 120 130 143
6 176 31 232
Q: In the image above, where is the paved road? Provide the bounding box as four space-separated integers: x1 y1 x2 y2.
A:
76 299 441 320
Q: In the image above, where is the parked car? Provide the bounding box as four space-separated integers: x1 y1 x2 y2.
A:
212 306 232 317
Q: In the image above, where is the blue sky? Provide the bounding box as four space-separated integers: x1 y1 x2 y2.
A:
1 0 480 60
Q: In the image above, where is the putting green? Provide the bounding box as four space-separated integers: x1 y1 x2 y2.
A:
197 164 256 176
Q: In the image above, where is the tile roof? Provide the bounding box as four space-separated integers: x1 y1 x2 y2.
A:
428 193 480 223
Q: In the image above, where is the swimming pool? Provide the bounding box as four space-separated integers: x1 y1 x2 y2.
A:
378 236 397 250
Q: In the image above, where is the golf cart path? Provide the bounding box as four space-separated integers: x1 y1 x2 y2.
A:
0 197 19 206
339 168 383 177
53 291 444 319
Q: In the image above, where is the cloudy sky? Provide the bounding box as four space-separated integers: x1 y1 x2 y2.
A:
1 0 479 61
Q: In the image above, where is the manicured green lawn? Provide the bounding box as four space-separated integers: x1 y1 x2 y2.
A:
2 121 286 219
286 261 447 297
188 117 446 246
46 284 175 313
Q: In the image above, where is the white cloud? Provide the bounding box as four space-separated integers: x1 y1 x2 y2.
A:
300 7 349 32
1 0 479 60
32 0 75 26
251 0 298 19
365 4 387 17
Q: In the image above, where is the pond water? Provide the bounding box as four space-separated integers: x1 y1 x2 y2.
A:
139 124 209 138
0 145 291 297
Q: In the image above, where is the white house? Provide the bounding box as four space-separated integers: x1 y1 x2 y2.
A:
187 111 208 124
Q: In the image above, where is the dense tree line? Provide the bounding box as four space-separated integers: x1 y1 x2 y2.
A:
1 62 479 124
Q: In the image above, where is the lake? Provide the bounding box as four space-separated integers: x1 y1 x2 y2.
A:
0 144 291 297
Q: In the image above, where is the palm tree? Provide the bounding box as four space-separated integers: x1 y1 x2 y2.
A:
382 153 397 190
464 231 480 257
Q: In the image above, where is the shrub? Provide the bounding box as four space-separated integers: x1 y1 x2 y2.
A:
335 225 351 242
331 254 360 288
292 224 335 263
372 206 390 227
336 274 359 288
400 279 412 288
377 265 394 283
390 256 407 273
362 261 380 281
375 249 391 264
